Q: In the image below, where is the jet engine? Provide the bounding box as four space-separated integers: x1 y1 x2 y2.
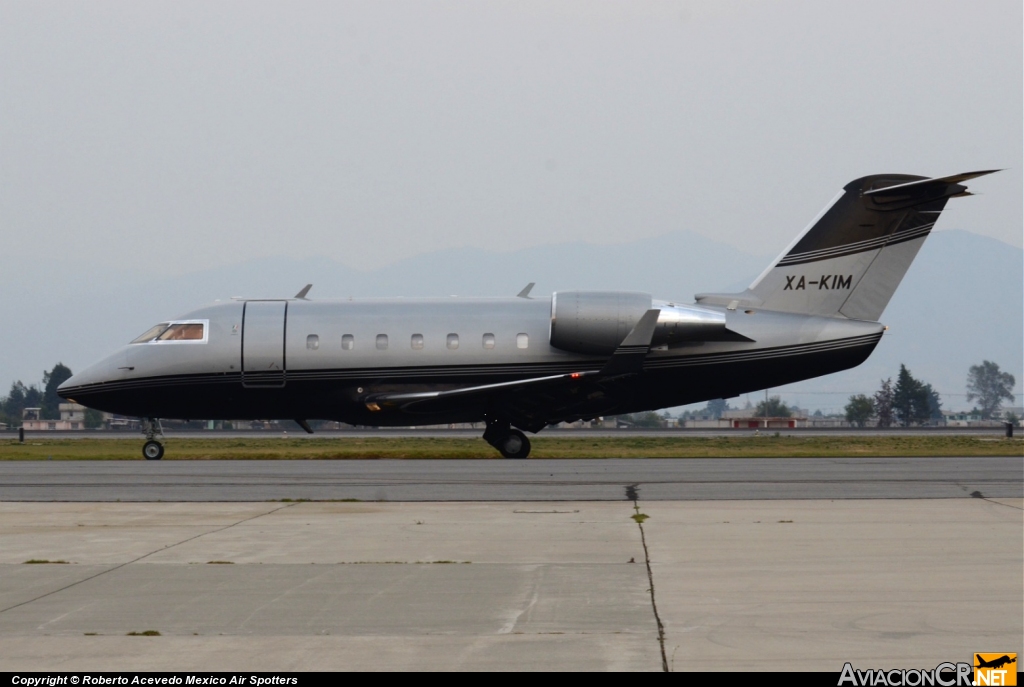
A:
549 291 744 355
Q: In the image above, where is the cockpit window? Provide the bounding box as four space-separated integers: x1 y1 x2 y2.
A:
132 320 208 344
157 322 206 341
131 323 170 344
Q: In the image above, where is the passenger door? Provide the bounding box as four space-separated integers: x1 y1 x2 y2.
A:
242 301 287 387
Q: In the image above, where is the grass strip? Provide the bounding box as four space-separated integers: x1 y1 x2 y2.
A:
0 435 1020 459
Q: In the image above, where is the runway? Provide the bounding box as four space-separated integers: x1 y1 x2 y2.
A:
0 457 1020 501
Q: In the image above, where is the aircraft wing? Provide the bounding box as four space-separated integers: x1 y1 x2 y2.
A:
364 309 664 431
363 368 630 432
364 370 600 409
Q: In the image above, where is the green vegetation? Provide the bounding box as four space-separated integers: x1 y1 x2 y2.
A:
755 395 791 418
845 394 875 428
206 561 234 564
0 435 1019 460
127 631 161 636
967 360 1017 420
631 513 649 524
893 364 941 426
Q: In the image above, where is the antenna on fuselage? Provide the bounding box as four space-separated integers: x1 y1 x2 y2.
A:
294 284 313 300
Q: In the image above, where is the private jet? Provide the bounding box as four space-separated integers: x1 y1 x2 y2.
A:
58 170 996 459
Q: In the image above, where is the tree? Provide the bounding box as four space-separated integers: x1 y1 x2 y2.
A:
893 365 931 427
921 383 943 422
83 408 105 429
41 363 73 420
706 398 729 419
874 378 894 428
627 411 664 428
845 394 875 428
2 381 42 421
754 396 791 418
966 361 1016 420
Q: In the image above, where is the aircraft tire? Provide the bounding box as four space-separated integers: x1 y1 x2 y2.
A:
498 430 531 459
143 441 165 461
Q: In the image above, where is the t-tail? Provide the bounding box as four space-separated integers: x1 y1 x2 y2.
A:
696 170 998 321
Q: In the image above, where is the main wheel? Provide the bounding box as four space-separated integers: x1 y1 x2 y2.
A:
143 440 165 461
498 430 531 459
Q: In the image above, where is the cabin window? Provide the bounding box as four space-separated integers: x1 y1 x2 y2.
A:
411 334 424 350
376 334 389 350
517 333 529 349
306 335 319 350
482 333 495 349
154 321 207 343
447 334 459 350
342 334 354 350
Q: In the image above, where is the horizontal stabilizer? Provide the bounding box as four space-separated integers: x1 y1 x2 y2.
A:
862 170 999 198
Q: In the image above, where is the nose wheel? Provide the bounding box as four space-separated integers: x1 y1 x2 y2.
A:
483 418 531 459
141 418 165 460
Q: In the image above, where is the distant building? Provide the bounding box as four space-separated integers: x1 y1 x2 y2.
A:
715 408 809 429
22 418 81 430
942 410 1008 427
60 403 86 423
21 403 116 431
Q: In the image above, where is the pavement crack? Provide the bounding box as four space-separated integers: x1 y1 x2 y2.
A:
0 502 297 616
631 495 668 673
979 497 1024 511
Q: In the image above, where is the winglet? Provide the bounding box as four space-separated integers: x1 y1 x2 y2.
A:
516 282 535 299
295 419 314 434
294 284 313 300
600 309 661 377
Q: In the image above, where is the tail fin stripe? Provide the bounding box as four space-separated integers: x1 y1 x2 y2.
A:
780 221 935 262
777 222 934 266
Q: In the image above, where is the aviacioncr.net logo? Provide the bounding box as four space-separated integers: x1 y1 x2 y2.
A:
838 662 973 687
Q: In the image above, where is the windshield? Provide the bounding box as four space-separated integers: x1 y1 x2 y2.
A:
131 323 170 344
156 323 205 341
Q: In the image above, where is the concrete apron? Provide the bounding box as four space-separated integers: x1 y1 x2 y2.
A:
0 499 1020 671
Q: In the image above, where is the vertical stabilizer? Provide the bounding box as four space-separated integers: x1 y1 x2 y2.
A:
696 171 998 321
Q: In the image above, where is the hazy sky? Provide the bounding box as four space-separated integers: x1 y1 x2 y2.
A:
1 0 1021 277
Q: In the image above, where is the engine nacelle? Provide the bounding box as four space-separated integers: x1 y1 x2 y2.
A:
550 291 738 355
550 291 653 355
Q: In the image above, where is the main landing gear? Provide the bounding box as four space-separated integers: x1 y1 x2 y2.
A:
483 418 531 459
142 418 165 460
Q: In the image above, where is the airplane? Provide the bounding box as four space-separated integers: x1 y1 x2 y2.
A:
975 655 1016 670
58 170 997 460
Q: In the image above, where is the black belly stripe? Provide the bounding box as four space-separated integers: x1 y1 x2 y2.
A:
61 333 882 396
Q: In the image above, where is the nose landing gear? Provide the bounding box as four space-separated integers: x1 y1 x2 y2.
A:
483 418 531 459
142 418 165 460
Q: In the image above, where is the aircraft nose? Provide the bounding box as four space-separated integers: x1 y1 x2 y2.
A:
57 349 129 399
